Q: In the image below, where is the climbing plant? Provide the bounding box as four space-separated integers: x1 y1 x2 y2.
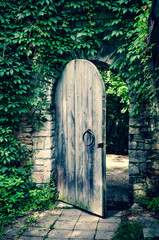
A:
101 70 129 154
107 0 158 117
0 0 157 232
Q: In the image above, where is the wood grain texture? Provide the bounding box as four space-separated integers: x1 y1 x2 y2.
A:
55 59 106 217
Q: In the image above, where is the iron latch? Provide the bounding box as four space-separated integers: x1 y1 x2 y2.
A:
97 143 104 148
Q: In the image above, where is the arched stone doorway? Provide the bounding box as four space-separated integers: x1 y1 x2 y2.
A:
32 44 159 205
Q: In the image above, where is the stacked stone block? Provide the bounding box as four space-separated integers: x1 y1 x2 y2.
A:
17 59 159 204
129 101 159 200
17 120 33 152
32 80 56 184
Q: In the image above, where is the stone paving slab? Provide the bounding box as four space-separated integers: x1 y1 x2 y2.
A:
1 236 18 240
58 214 80 221
2 205 123 240
74 221 98 230
70 239 94 240
22 227 49 237
70 238 94 240
2 227 22 237
70 230 96 239
57 202 74 209
47 229 73 239
62 209 82 216
19 237 43 240
3 202 159 240
35 214 59 228
95 230 115 240
53 220 77 230
78 213 99 223
99 216 121 224
48 209 63 215
97 222 119 231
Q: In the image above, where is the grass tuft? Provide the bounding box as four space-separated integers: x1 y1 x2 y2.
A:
112 221 143 240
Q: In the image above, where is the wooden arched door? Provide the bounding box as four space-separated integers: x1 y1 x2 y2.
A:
55 59 106 217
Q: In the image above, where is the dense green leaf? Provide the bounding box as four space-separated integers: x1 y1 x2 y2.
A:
0 0 158 235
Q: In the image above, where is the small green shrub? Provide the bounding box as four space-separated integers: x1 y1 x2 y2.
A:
0 175 57 235
112 221 143 240
138 188 159 213
28 181 58 211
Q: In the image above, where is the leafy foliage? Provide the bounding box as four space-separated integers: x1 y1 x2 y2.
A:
138 187 159 213
112 221 143 240
101 70 129 154
0 177 57 234
107 1 158 117
0 0 157 233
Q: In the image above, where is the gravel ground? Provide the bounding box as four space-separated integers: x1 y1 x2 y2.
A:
106 154 131 209
106 154 129 188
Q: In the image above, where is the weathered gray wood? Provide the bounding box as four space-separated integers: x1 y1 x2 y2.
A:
55 59 106 217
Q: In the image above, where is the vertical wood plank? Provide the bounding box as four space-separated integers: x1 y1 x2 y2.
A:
75 60 86 207
55 73 65 197
92 69 104 215
65 62 76 203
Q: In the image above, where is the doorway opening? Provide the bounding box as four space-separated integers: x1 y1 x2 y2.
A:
100 70 131 210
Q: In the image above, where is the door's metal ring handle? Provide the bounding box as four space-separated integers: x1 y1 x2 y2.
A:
82 129 95 146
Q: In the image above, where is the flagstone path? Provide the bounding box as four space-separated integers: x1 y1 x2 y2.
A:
2 201 159 240
2 154 159 240
2 202 122 240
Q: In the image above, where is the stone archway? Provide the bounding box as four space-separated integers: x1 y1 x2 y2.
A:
31 42 159 203
31 44 122 185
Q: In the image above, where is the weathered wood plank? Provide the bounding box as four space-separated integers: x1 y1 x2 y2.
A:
92 69 105 216
62 66 68 201
65 63 76 203
55 74 65 196
75 60 85 207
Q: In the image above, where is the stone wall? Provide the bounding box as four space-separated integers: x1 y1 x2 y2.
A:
129 99 159 200
30 70 159 202
17 119 33 152
32 78 56 184
18 59 159 203
92 46 159 201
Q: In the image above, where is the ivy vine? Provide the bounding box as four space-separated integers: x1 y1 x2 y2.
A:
0 0 158 232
